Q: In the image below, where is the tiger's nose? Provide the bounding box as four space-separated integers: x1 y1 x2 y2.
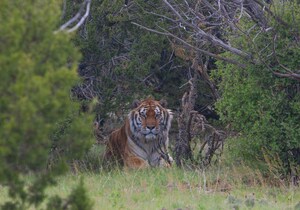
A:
147 125 155 130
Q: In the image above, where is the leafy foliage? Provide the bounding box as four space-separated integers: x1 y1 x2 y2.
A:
0 0 93 208
215 1 300 176
47 178 93 210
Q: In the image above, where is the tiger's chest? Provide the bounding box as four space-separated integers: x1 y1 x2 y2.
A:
127 136 162 166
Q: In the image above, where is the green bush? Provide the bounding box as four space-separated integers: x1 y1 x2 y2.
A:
215 1 300 177
0 0 93 208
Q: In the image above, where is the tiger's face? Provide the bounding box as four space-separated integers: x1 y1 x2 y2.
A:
129 98 173 141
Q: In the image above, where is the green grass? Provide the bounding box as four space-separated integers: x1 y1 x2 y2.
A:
1 167 299 209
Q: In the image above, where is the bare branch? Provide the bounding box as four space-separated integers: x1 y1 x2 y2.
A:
67 0 91 33
162 0 251 59
272 34 300 79
252 0 290 28
55 0 91 33
272 72 300 81
132 22 247 68
273 34 293 73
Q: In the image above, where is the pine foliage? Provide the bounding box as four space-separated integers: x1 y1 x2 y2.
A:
0 0 93 208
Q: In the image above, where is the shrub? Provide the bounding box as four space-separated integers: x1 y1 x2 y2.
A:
0 0 93 208
215 1 300 178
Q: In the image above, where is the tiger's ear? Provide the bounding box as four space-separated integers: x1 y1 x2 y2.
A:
159 99 168 107
132 99 141 108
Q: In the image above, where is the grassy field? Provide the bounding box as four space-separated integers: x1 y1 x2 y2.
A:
1 167 299 210
50 167 299 210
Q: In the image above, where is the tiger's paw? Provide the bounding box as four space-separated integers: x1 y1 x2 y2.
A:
159 155 173 168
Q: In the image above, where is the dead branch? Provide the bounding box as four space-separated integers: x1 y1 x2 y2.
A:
55 0 91 33
132 22 247 68
162 0 251 59
252 0 290 28
175 55 226 167
192 56 220 100
272 72 300 82
191 112 226 167
272 34 300 81
133 0 299 81
175 75 197 166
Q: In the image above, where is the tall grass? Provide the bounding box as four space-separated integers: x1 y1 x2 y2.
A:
1 143 299 209
50 167 300 210
1 166 298 210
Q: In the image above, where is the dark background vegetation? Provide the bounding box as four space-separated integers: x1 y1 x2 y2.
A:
0 0 299 209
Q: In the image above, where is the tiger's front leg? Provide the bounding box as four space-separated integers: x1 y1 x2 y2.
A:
124 155 149 169
158 154 174 168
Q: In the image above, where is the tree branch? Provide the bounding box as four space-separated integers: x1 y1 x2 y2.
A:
162 0 251 60
55 0 91 33
272 34 300 77
132 22 247 68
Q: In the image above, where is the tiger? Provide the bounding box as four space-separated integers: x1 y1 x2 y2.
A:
104 98 173 169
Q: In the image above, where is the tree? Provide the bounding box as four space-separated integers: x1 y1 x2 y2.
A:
0 0 93 208
137 0 300 81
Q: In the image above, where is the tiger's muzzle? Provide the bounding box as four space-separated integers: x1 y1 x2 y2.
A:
141 126 160 140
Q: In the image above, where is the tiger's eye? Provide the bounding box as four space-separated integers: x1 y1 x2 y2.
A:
139 110 147 118
156 112 161 118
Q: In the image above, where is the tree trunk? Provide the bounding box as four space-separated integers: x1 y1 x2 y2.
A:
174 76 197 166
